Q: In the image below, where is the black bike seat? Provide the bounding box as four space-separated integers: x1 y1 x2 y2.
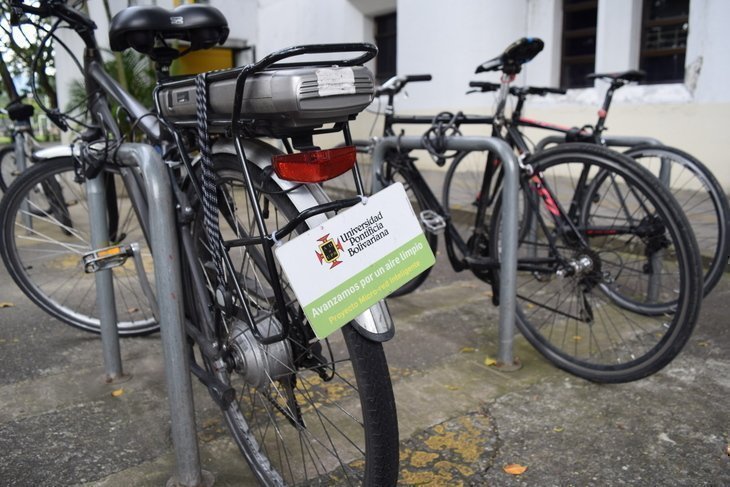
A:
5 100 34 122
109 4 229 54
586 70 646 83
476 38 544 75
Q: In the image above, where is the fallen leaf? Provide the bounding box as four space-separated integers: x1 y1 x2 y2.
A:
444 385 460 391
484 357 497 366
127 307 140 313
111 388 124 397
460 347 477 353
572 335 582 342
553 426 564 433
503 463 527 475
0 302 14 308
697 341 710 348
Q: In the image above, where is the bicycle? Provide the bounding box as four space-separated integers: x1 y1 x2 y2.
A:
323 74 489 296
369 37 703 382
0 22 157 336
466 69 730 297
5 2 399 485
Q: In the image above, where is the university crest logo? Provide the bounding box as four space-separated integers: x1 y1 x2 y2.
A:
315 234 344 269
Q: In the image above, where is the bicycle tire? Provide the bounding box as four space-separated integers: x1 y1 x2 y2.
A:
0 144 18 192
191 155 399 485
489 144 702 383
0 158 159 336
622 144 730 297
377 154 438 297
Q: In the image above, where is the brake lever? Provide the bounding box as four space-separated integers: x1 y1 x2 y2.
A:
47 110 69 132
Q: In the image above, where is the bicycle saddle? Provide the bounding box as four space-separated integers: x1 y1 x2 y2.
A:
5 100 34 121
109 4 229 54
586 70 646 83
475 37 544 75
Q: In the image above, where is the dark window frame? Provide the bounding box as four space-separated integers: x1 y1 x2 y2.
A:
374 12 397 83
560 0 598 89
639 0 689 84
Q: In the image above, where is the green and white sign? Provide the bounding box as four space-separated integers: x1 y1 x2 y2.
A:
275 182 435 339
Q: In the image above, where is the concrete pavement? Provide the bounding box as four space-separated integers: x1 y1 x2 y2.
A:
0 242 728 486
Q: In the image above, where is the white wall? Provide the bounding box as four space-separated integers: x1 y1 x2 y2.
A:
255 0 373 57
685 0 730 102
50 0 730 188
595 0 642 74
395 0 530 113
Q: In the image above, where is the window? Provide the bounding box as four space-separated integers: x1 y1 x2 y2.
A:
561 0 598 89
640 0 689 84
374 12 396 83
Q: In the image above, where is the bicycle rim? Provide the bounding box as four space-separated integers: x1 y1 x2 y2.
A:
624 145 730 296
491 145 702 382
0 158 158 335
194 156 398 485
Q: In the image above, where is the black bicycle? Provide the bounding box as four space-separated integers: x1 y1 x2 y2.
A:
348 38 703 383
466 69 730 298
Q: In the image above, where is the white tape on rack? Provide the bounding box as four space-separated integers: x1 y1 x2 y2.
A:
316 67 356 97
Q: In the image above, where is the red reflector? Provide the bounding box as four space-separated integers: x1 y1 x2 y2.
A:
272 146 357 183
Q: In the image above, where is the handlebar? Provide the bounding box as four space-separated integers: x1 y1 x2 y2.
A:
11 1 96 35
375 74 432 97
468 81 566 97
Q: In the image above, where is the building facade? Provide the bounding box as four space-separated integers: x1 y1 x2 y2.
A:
55 0 730 188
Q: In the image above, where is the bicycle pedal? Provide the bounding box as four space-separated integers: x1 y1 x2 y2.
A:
82 243 136 273
420 210 446 234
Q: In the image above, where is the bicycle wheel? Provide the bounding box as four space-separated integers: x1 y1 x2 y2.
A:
0 144 19 192
191 155 398 485
320 139 373 198
490 144 702 383
623 144 730 296
378 154 438 297
0 158 159 336
443 149 531 281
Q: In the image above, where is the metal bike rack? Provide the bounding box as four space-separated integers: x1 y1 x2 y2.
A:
371 136 520 368
114 143 209 487
86 175 124 380
536 134 668 183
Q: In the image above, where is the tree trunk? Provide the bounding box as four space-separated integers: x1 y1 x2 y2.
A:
0 50 19 101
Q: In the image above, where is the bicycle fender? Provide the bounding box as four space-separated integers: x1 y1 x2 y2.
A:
31 145 73 162
212 138 396 342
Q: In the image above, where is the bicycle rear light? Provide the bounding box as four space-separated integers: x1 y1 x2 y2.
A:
272 146 356 183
